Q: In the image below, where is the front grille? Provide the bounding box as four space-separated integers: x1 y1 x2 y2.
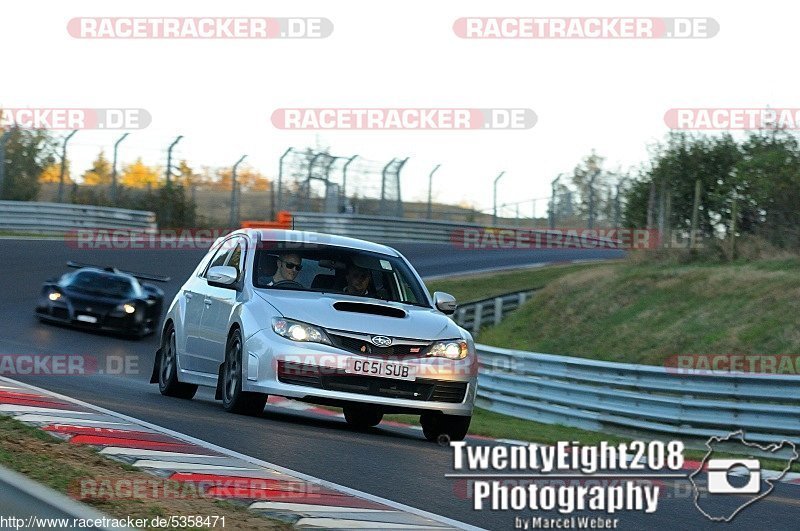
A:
327 333 432 357
51 307 69 320
277 361 467 403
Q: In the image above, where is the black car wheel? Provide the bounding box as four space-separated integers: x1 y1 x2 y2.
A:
158 326 198 399
343 405 384 429
421 413 471 442
222 329 268 415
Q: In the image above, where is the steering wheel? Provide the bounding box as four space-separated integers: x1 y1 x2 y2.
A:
272 280 303 289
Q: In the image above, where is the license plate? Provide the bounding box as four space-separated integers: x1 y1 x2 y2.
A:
345 358 416 381
76 314 98 324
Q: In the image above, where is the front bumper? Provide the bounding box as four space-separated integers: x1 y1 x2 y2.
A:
242 329 477 416
35 303 153 336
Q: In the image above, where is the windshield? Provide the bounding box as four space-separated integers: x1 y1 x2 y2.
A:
252 245 429 307
63 271 138 298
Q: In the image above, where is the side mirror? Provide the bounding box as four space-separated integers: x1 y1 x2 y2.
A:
433 291 458 315
207 266 239 288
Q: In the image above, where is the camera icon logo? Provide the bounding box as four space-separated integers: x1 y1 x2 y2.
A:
706 459 761 494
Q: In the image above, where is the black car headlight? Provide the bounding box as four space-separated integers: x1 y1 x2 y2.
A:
272 318 331 345
111 302 141 320
428 340 469 360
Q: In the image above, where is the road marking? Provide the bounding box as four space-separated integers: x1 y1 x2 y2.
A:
0 405 91 414
250 502 387 513
100 447 229 459
1 376 483 531
294 517 452 529
132 460 262 472
12 414 128 426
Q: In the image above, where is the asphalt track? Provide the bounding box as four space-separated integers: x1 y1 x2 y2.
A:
1 239 798 530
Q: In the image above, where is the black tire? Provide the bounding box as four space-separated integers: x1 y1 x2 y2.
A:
343 405 384 429
420 413 471 442
158 326 198 399
222 329 268 415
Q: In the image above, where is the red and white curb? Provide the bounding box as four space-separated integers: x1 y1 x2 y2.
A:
267 397 800 485
0 377 482 530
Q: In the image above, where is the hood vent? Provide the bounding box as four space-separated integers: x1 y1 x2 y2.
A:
333 301 407 318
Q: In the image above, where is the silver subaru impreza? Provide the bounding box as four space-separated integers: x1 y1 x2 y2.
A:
151 229 477 441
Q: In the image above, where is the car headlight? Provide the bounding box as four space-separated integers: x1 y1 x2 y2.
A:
272 318 331 345
428 340 469 360
48 291 62 302
111 303 137 317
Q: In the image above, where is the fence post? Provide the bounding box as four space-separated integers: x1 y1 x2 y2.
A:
472 303 483 335
494 297 504 326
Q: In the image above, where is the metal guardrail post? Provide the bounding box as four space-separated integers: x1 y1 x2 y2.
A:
493 298 503 326
472 303 483 334
0 130 12 198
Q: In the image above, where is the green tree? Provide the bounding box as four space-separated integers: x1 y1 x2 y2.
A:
0 126 56 200
735 130 800 247
624 132 742 237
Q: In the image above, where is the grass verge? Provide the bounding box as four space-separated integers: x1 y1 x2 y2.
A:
0 415 290 530
424 262 604 303
477 257 800 365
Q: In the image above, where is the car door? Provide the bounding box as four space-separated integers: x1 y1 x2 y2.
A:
184 242 232 373
195 236 245 375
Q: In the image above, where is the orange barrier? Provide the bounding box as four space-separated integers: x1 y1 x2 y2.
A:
241 211 292 229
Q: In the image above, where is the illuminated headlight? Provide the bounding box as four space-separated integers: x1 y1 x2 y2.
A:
428 340 468 360
272 318 331 345
112 303 137 317
48 292 62 301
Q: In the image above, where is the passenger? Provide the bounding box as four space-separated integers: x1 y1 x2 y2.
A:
342 264 371 296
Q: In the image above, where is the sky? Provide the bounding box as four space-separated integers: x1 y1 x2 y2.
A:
3 1 797 217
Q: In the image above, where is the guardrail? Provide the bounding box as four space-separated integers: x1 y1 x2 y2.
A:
476 345 800 446
291 211 623 247
0 201 157 235
454 289 537 335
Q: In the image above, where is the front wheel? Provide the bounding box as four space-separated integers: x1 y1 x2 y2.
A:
158 327 198 399
421 413 471 442
343 405 383 429
222 329 268 416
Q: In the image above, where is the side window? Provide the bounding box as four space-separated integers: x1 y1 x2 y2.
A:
225 239 245 281
202 241 232 278
396 274 419 303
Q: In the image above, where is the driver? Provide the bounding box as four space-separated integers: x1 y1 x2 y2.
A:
269 253 303 286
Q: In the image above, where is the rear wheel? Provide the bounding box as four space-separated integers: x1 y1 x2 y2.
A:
158 327 198 399
222 329 268 415
343 405 383 429
421 413 471 442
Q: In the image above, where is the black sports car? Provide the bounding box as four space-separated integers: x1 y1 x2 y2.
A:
35 261 169 337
